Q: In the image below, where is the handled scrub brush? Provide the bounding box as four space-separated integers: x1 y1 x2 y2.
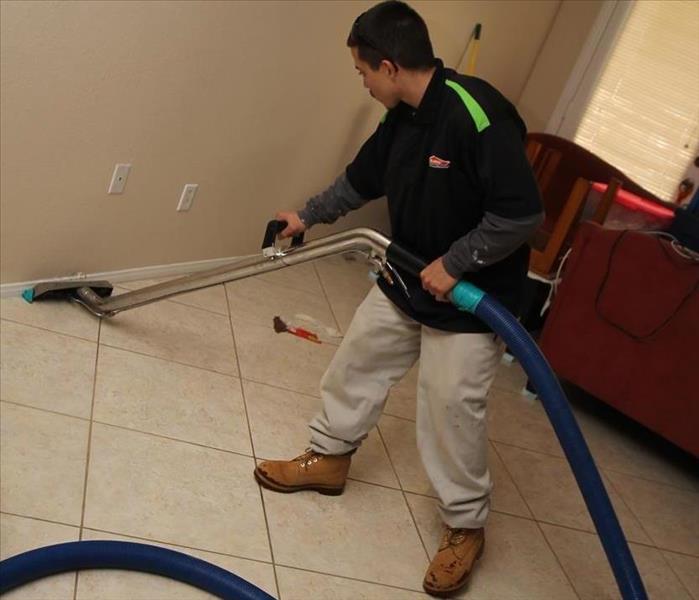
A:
273 316 321 343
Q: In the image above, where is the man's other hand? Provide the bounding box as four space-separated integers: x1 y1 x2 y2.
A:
420 257 457 302
275 211 307 239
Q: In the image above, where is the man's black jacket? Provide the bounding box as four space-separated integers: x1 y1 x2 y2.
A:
346 59 542 332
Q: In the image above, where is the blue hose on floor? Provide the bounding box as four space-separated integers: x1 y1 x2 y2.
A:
451 280 647 600
0 540 275 600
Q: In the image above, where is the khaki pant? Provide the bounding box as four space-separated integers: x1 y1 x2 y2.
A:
309 285 503 528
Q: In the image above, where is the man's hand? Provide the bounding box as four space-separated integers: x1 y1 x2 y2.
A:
420 257 458 303
275 211 307 239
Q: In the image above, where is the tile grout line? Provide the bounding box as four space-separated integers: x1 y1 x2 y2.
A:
235 376 324 401
491 438 699 496
235 374 421 425
6 497 699 569
90 420 256 459
490 441 582 600
223 284 282 600
97 342 239 378
74 317 102 600
601 472 668 554
1 511 80 530
597 469 699 497
656 550 697 600
223 285 257 458
0 399 92 422
272 561 429 596
598 470 658 548
76 524 276 566
498 432 696 552
344 474 429 495
8 500 692 558
113 283 229 317
529 517 665 553
598 477 693 598
228 268 328 297
489 381 528 395
311 262 344 334
378 408 417 424
375 424 432 563
0 315 100 344
0 398 258 460
487 437 567 461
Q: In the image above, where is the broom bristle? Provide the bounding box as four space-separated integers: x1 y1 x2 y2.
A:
273 316 288 333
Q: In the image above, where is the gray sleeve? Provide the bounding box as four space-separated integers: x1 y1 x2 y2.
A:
441 211 544 277
298 172 370 227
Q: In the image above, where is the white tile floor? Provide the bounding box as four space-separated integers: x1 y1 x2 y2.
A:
1 256 698 600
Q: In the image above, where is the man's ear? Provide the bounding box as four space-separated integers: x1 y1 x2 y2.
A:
380 59 399 78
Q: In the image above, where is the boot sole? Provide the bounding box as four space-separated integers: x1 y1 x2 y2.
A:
422 540 485 598
254 467 345 496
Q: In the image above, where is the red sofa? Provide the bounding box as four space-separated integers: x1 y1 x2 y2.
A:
539 222 699 457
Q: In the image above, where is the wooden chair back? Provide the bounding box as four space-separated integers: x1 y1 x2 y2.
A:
525 133 665 278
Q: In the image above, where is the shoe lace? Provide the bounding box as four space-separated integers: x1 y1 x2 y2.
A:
440 527 468 550
293 448 324 470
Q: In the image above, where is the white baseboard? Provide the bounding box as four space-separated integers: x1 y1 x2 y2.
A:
0 254 253 298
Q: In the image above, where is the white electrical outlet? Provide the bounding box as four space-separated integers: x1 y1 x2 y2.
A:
177 184 199 211
108 163 131 194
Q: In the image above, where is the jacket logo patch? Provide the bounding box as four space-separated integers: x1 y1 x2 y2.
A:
428 155 451 169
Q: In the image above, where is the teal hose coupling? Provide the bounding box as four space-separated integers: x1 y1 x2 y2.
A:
449 281 485 314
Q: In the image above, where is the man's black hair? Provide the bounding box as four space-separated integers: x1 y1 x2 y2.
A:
347 1 435 71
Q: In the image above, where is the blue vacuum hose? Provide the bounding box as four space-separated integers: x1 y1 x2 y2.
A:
451 280 647 600
0 540 275 600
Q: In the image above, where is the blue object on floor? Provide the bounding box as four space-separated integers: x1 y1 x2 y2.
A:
0 540 275 600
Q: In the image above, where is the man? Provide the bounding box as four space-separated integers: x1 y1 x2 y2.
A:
253 1 543 596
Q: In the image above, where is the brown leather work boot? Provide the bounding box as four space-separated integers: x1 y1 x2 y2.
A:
253 449 352 496
423 526 485 597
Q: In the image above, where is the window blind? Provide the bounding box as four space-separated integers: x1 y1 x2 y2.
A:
574 0 699 201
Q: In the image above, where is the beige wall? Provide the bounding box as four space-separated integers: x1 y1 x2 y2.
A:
518 0 606 132
1 0 593 284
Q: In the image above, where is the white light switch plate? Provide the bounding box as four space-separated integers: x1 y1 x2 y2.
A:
108 164 131 194
177 184 199 211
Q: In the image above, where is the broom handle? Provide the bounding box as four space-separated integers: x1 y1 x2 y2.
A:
458 23 482 76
